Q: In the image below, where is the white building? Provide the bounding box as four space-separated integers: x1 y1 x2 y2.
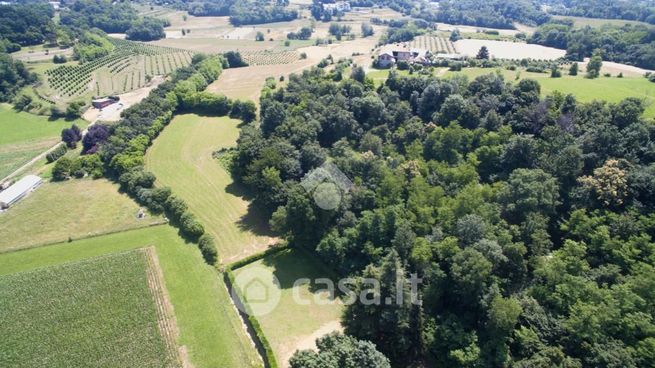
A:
0 175 43 209
323 1 351 13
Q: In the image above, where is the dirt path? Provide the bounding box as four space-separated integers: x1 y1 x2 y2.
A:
280 320 343 367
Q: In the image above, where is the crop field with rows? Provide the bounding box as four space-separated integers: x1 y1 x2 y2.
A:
241 50 299 66
410 35 456 54
0 248 181 368
42 39 192 103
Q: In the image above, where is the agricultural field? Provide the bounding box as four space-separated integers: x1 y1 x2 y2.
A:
242 50 299 65
233 249 344 366
0 225 262 368
551 15 654 29
0 248 181 368
409 35 456 53
39 39 192 105
0 104 87 180
145 114 277 263
453 39 566 60
0 179 165 252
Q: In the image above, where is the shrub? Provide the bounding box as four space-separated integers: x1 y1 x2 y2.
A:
52 157 73 181
198 234 218 264
46 144 67 163
180 211 205 239
165 195 188 219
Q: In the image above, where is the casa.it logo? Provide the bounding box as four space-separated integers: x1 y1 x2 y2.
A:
300 162 353 210
231 265 281 317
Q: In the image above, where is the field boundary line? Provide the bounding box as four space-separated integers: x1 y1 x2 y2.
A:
0 221 169 255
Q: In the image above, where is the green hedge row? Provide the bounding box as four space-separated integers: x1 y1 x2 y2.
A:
224 269 279 368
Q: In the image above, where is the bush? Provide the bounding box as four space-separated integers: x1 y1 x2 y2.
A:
198 234 218 264
46 144 67 163
52 157 73 181
180 211 205 239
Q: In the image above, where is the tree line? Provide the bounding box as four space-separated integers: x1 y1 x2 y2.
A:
543 0 655 25
231 66 655 367
530 19 655 69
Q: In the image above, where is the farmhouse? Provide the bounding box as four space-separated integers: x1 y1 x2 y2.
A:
377 46 430 67
92 96 119 109
322 1 351 13
0 175 42 209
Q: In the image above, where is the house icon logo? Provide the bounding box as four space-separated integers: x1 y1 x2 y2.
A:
232 265 281 317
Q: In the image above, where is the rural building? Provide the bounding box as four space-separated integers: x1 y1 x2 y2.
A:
377 47 432 66
92 96 119 109
323 1 351 13
0 175 42 209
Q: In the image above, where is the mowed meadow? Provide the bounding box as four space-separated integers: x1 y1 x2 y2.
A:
145 114 277 263
0 225 262 368
0 249 180 368
0 104 87 179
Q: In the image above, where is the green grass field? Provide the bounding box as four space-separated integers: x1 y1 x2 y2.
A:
0 225 262 368
0 179 166 253
145 114 277 263
0 104 87 179
233 249 344 365
0 248 180 368
368 68 655 118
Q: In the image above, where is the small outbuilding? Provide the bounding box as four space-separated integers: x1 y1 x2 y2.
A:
0 175 43 209
92 96 120 109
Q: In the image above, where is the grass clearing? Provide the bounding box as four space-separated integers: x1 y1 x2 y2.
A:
145 114 277 263
0 225 262 368
233 249 344 366
454 39 566 60
0 104 87 179
551 15 653 29
444 68 655 118
0 248 181 368
0 179 165 252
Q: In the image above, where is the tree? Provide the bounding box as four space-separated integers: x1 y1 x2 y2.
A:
82 124 110 153
61 124 82 148
52 157 73 181
198 234 218 264
476 46 490 60
586 49 603 79
361 22 374 37
500 168 560 221
256 31 265 41
290 333 391 368
569 62 579 76
550 66 562 78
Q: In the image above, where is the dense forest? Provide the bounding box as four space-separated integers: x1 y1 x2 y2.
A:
232 67 655 367
60 0 167 41
0 3 56 46
434 0 551 29
0 54 36 102
530 19 655 69
542 0 655 25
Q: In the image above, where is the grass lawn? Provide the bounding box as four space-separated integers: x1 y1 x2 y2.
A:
233 249 344 366
0 225 262 368
369 68 655 118
0 248 180 368
145 114 277 263
551 15 653 29
0 103 87 179
0 179 165 253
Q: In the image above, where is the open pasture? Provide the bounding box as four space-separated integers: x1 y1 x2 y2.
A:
233 249 344 367
551 15 653 29
145 114 278 263
0 248 181 368
0 179 165 252
454 39 566 60
0 104 87 180
0 225 262 368
445 68 655 118
40 39 192 104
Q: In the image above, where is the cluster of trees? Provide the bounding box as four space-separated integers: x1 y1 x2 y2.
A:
60 0 167 41
0 54 36 102
290 333 390 368
380 19 430 44
232 66 655 367
328 24 352 41
229 1 298 26
0 3 55 47
542 0 655 25
434 0 550 29
530 19 655 69
61 124 82 149
287 27 314 40
52 154 104 181
73 32 115 62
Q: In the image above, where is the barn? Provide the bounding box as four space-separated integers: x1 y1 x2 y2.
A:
0 175 43 209
92 97 119 109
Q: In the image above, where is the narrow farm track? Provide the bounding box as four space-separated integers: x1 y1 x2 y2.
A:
145 114 278 263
